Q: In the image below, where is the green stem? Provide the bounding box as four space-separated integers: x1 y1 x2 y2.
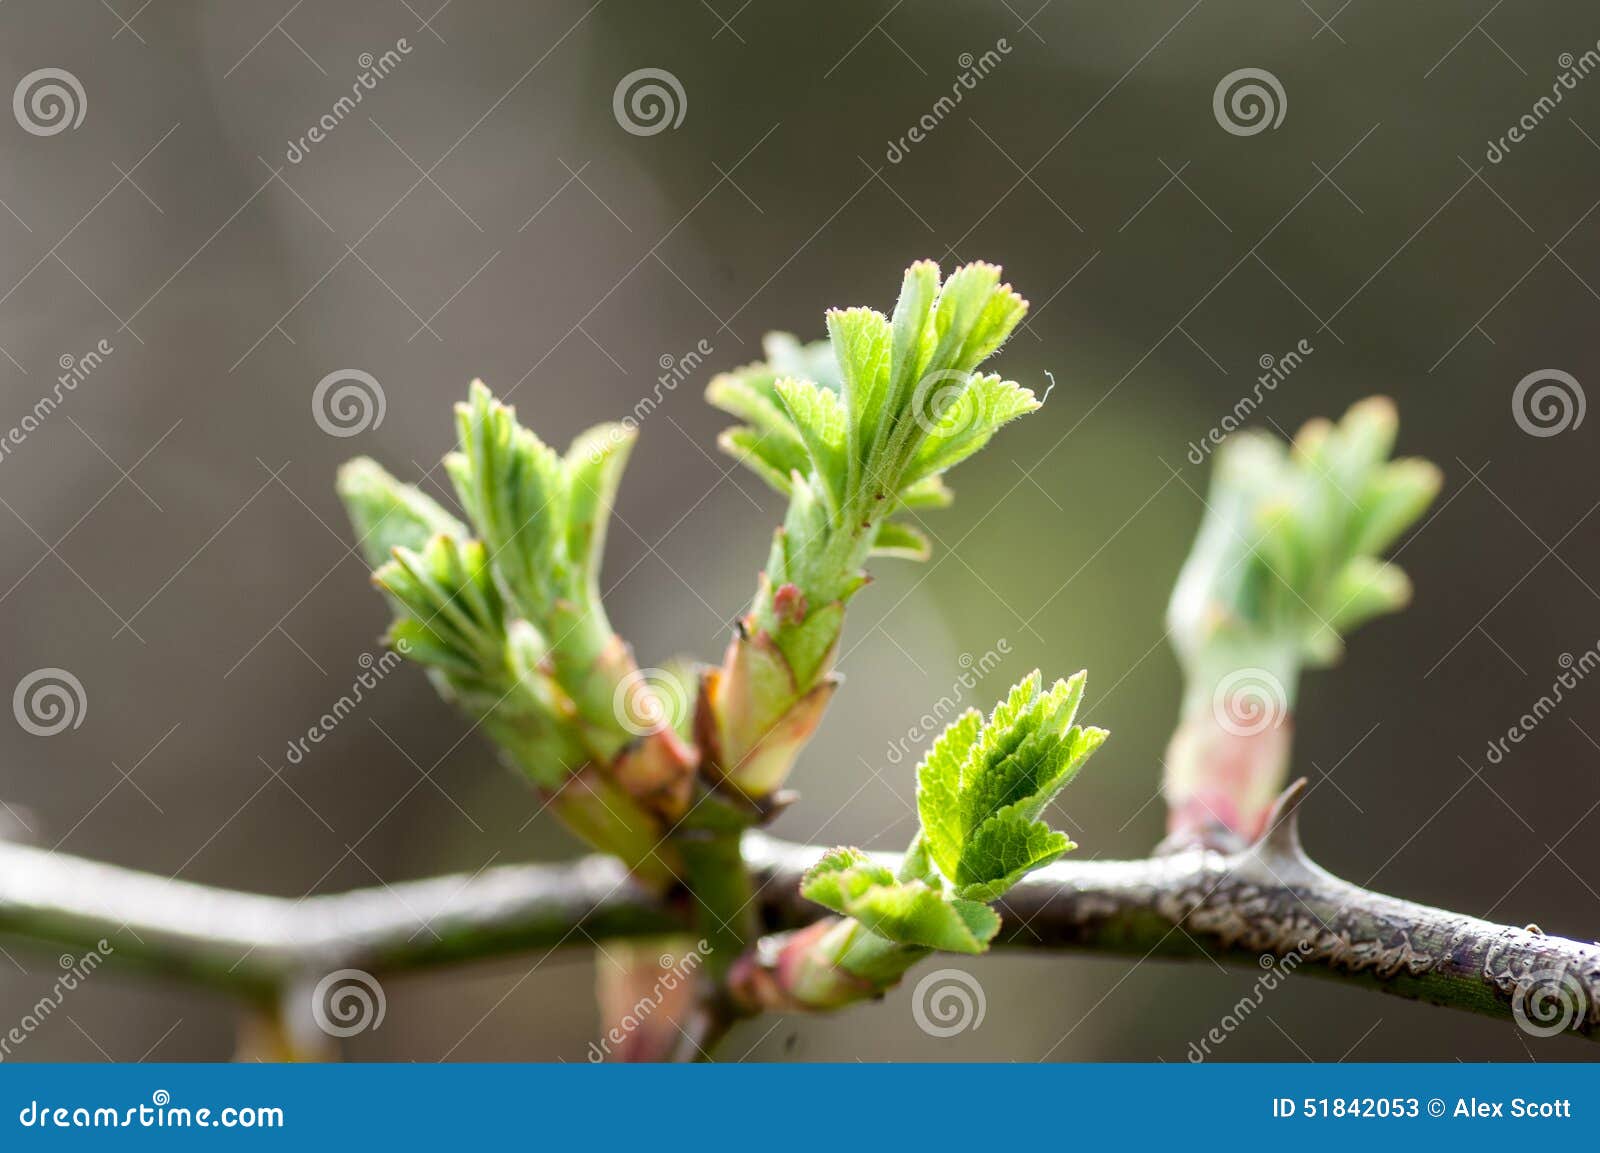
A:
677 828 757 984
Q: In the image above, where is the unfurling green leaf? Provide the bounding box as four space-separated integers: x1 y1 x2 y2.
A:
792 670 1105 979
374 535 506 680
707 261 1041 591
339 380 695 847
800 848 999 954
336 458 467 571
869 520 931 561
444 380 634 628
916 671 1106 901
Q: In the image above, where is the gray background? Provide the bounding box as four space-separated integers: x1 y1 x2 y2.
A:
1 0 1598 1061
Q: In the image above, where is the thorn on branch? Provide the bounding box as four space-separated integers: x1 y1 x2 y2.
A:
1255 777 1309 860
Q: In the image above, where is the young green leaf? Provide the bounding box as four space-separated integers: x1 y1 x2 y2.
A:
708 261 1041 582
869 521 931 560
446 381 573 622
337 458 468 571
374 534 507 679
916 671 1107 901
800 848 1000 954
752 671 1106 1009
774 376 847 512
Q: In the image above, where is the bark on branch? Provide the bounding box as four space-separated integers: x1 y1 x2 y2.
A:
1 782 1595 1039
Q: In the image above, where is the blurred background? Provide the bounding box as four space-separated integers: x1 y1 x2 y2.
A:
1 0 1598 1061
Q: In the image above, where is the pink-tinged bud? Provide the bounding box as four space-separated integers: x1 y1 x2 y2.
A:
700 635 838 801
773 583 807 625
727 919 876 1013
594 938 702 1062
610 727 698 820
1161 709 1293 851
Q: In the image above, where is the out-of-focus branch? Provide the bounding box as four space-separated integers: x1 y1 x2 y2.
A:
0 841 681 998
1 783 1596 1039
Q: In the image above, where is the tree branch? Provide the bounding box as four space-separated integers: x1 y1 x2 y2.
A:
0 842 680 998
2 782 1595 1039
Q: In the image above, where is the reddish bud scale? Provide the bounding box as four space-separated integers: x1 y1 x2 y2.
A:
696 630 839 803
772 582 807 626
1161 710 1294 851
726 919 878 1013
543 766 684 888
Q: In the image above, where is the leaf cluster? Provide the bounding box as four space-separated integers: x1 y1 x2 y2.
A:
337 382 640 782
442 382 633 626
709 262 1039 577
1168 397 1441 670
